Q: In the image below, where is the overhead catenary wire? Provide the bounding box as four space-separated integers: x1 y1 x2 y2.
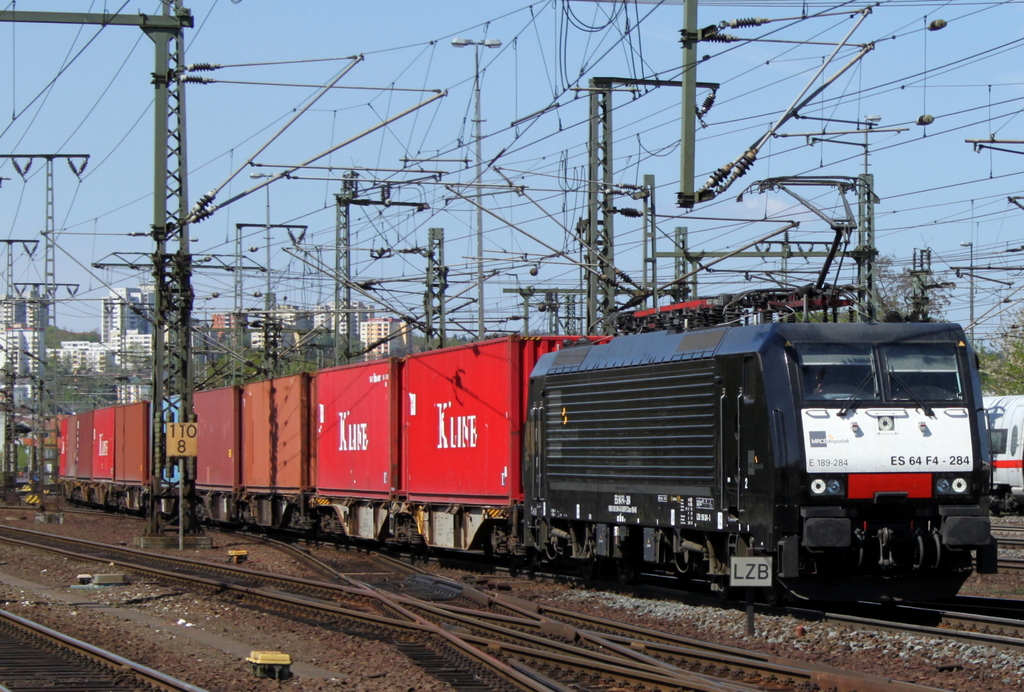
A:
10 0 1024 345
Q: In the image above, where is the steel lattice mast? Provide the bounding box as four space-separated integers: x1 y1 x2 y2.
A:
144 2 198 539
0 5 198 540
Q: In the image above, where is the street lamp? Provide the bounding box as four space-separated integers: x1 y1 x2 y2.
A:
452 37 502 340
961 240 974 343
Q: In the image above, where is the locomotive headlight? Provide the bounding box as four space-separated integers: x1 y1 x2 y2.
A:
935 476 969 494
810 478 827 495
826 479 843 495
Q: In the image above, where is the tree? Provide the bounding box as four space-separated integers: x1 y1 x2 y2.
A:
45 326 99 350
978 305 1024 395
872 255 951 322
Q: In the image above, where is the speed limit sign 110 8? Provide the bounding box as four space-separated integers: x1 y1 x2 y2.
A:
165 422 198 457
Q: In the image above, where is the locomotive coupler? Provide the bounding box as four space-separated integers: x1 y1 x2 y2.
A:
877 526 895 568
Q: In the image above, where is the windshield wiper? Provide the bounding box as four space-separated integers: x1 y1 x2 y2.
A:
888 370 936 418
837 371 875 417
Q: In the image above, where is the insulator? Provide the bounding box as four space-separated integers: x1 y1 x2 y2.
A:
705 163 733 187
928 19 947 31
721 17 768 29
181 75 212 84
730 150 757 178
615 207 642 218
703 33 739 43
186 62 220 72
698 91 717 117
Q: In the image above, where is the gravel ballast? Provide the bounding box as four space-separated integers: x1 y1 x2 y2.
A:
1 508 1022 691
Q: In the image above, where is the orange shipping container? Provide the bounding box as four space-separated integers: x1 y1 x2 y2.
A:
241 374 311 492
114 402 150 484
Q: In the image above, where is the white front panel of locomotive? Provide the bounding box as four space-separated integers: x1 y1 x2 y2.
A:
801 408 973 474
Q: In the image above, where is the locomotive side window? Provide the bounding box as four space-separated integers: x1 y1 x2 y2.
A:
1012 425 1019 456
796 344 876 402
880 343 963 402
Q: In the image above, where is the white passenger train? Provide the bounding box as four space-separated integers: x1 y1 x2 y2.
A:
984 396 1024 513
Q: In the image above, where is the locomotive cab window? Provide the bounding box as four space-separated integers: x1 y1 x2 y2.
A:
880 343 963 402
796 344 876 402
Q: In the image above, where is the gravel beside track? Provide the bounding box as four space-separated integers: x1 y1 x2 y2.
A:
3 507 1024 691
0 510 455 692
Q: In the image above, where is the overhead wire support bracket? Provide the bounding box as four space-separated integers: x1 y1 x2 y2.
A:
188 85 445 224
94 252 263 273
682 7 875 207
967 139 1024 155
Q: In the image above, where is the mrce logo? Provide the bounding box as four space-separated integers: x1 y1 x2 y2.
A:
809 431 849 448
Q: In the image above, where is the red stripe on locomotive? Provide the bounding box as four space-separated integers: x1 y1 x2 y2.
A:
847 473 932 499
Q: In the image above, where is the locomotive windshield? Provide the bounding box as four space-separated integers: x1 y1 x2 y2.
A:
795 341 964 404
880 342 963 402
797 344 877 402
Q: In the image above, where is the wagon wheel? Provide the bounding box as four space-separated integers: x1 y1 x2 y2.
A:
577 556 599 584
509 556 524 578
410 533 430 563
713 575 733 601
761 580 785 606
520 548 542 580
615 559 636 585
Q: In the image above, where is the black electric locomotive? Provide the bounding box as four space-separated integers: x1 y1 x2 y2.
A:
523 321 995 602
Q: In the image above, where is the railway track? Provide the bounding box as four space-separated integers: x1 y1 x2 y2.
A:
0 607 206 692
0 522 949 692
249 539 960 692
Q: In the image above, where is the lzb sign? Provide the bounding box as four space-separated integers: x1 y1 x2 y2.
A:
729 556 772 587
165 422 198 457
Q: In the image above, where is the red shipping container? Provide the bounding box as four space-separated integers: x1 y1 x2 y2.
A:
114 402 150 484
92 407 116 481
242 374 311 491
401 337 570 504
195 386 242 489
317 359 400 498
76 411 94 480
59 417 69 478
65 415 81 479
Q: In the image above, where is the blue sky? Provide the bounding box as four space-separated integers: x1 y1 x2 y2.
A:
2 0 1024 342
